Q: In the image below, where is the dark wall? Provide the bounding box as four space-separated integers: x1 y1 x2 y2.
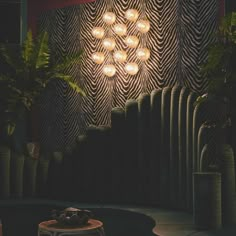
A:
225 0 236 12
0 1 21 44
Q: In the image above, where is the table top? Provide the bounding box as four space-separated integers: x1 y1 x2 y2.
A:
38 219 103 232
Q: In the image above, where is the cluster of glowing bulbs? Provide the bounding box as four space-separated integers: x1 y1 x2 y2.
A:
91 9 150 77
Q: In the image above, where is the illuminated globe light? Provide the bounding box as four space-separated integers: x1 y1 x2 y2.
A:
125 9 139 22
113 50 127 63
103 64 116 77
92 52 105 64
125 36 139 48
136 48 150 61
125 63 139 75
136 19 151 33
92 27 105 39
113 23 127 36
103 12 116 25
103 37 116 51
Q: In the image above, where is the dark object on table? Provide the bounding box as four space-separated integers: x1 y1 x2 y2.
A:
51 207 93 226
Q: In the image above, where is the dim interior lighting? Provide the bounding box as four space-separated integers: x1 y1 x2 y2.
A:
136 48 150 61
136 19 150 33
125 36 139 48
113 50 127 63
103 12 116 25
92 27 105 39
103 64 116 77
125 62 139 75
113 23 127 36
92 52 105 64
103 37 116 51
125 9 139 22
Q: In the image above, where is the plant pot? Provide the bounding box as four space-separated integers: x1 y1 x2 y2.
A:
193 172 222 230
220 144 236 226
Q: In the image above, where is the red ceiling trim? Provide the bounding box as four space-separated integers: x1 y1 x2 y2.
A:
219 0 225 17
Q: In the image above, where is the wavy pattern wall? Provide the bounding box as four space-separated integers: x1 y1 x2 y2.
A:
39 0 218 150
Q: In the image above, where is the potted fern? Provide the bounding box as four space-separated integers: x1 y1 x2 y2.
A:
194 12 236 171
196 12 236 107
0 30 85 148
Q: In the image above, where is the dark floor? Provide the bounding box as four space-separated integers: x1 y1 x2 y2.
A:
0 199 236 236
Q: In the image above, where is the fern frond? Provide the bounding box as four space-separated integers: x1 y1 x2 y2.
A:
0 44 21 72
22 30 34 66
54 73 85 96
52 51 83 72
68 81 86 96
32 31 50 70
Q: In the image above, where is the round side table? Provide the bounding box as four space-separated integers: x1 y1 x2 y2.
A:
38 219 105 236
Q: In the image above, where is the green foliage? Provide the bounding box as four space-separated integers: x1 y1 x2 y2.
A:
201 12 236 96
0 30 84 136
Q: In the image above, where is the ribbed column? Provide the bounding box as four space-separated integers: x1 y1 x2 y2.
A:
186 92 198 210
160 87 172 206
0 146 11 198
125 99 139 202
150 89 162 204
170 86 181 208
23 158 38 197
178 87 189 208
10 152 25 197
138 93 151 203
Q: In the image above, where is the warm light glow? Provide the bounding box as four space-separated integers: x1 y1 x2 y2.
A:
92 52 105 64
92 27 105 39
113 50 127 63
103 64 116 77
125 36 139 48
103 12 116 25
103 38 116 51
136 48 150 61
125 9 139 22
113 23 127 36
136 20 150 33
125 63 139 75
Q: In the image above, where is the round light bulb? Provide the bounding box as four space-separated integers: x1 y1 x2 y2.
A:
125 36 139 48
136 20 150 33
92 27 105 39
103 38 116 51
92 52 105 64
103 64 116 77
125 63 139 75
103 12 116 25
125 9 139 22
113 23 127 36
136 48 150 61
113 50 127 63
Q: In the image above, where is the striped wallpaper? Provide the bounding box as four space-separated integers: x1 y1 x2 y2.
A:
38 0 219 150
